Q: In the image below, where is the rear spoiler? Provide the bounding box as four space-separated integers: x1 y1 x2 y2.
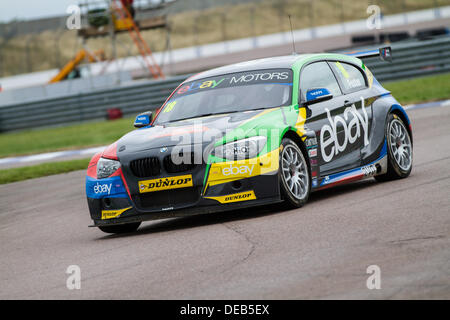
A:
344 46 392 62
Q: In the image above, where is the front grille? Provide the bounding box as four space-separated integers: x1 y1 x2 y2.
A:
163 152 199 173
130 157 160 177
136 186 201 209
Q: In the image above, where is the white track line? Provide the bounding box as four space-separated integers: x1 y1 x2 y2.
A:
0 146 106 166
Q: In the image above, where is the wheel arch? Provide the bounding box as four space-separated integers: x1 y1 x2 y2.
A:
390 104 413 145
282 129 309 161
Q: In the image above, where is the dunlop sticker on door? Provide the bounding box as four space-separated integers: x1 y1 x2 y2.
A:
138 175 193 193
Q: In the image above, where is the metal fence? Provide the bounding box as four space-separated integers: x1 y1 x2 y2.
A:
0 74 187 132
358 36 450 81
1 36 449 132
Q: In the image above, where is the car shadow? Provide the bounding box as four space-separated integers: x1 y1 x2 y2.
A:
96 178 378 240
308 178 377 204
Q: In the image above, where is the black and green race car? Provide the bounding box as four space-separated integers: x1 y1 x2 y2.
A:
86 47 413 234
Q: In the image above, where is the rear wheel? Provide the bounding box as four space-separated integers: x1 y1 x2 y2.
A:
279 138 311 208
375 113 412 182
98 222 141 234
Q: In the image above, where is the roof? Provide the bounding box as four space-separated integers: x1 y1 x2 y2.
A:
186 53 361 82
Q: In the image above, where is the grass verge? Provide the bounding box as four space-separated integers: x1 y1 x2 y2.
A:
0 158 89 185
383 73 450 104
0 116 135 158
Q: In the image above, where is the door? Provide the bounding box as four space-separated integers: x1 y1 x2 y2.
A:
299 61 361 176
328 60 374 164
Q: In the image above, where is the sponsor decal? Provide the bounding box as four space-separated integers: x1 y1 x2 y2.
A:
172 69 293 99
308 148 317 157
230 71 289 84
160 147 168 153
101 207 132 220
309 89 323 96
346 78 363 89
312 178 318 188
306 88 331 102
305 136 318 148
86 176 127 199
139 174 193 193
177 78 226 95
222 164 254 176
361 164 377 176
208 164 257 182
136 115 148 121
320 97 369 163
205 190 257 204
310 158 318 165
93 182 112 195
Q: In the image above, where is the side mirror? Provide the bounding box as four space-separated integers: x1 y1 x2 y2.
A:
304 88 333 105
134 111 153 128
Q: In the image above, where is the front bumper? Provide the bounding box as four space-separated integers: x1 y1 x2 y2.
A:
86 148 281 227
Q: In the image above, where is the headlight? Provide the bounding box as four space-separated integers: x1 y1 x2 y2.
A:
96 158 121 179
213 136 267 160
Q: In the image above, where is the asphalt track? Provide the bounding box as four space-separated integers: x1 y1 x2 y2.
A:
0 105 449 299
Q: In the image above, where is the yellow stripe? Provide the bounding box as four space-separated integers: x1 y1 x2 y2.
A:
365 66 374 88
295 106 307 139
238 107 278 127
101 207 132 220
204 148 280 189
204 190 256 204
335 61 349 78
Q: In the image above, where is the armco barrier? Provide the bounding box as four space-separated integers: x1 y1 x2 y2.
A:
1 36 449 132
359 36 450 81
0 74 188 132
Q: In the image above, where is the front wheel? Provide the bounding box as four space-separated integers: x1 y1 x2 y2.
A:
375 113 413 182
98 222 141 234
279 138 311 208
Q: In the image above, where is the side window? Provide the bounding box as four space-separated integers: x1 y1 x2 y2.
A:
330 61 367 92
300 62 342 101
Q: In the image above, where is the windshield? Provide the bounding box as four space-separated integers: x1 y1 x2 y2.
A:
154 69 293 124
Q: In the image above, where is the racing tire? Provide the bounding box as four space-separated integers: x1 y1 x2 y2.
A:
279 138 311 208
375 113 413 182
98 222 141 234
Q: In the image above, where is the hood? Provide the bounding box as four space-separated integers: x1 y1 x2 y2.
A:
116 109 270 154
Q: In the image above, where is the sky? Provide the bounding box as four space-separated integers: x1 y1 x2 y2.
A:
0 0 76 22
0 0 170 22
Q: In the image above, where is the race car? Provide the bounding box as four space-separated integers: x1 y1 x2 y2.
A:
86 47 413 234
